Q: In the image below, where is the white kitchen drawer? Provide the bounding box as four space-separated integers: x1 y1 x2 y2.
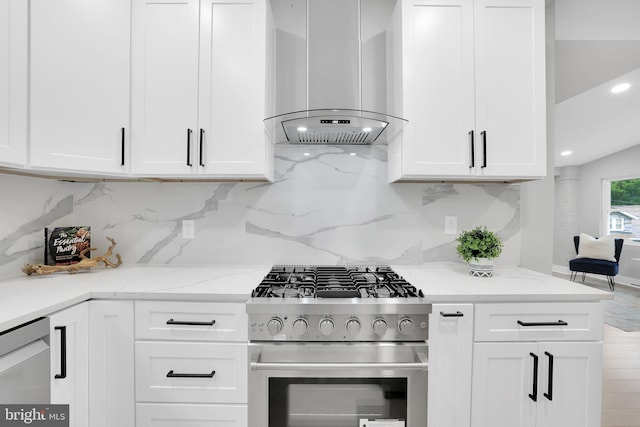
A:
135 341 247 403
474 302 603 342
135 301 247 341
136 403 247 427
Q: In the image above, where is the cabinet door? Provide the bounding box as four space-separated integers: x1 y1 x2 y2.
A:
30 0 130 175
0 0 27 167
473 0 545 178
131 0 200 176
50 303 89 427
536 342 602 427
89 301 135 427
398 0 476 179
471 342 537 427
198 0 270 179
428 304 473 427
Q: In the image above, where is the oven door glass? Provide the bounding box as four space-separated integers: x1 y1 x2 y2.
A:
269 377 406 427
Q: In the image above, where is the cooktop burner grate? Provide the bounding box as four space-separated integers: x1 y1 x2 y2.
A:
251 265 423 298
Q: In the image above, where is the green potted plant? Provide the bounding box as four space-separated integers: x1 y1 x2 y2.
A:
456 226 503 277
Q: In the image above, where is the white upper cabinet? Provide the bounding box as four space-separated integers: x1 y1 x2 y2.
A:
130 0 200 176
388 0 546 182
0 0 28 168
131 0 273 180
198 0 271 178
30 0 131 175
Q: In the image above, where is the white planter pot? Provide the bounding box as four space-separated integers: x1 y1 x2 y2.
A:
468 258 494 278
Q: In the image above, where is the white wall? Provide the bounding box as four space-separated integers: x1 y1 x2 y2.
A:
519 1 556 275
0 146 523 279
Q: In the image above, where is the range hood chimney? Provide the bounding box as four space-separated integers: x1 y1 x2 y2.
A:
264 0 406 145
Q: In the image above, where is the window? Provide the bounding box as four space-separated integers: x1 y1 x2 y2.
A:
609 217 624 232
604 177 640 242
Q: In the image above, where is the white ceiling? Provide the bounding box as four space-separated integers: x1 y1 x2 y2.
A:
553 0 640 167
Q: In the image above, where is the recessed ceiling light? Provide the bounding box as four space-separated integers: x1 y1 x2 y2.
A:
611 83 630 93
297 126 307 132
362 127 372 132
349 152 357 156
560 150 572 156
303 152 310 156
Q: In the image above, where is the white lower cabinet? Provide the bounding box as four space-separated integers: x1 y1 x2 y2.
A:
136 403 247 427
471 303 604 427
88 300 135 427
135 300 248 427
135 341 247 403
49 302 89 427
428 303 473 427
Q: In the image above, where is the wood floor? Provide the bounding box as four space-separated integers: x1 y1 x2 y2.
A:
603 324 640 427
554 274 640 426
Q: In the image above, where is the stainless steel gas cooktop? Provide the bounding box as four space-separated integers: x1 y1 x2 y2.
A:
247 265 431 342
251 265 424 299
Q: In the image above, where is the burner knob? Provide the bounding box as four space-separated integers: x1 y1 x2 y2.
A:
346 318 361 336
266 318 283 336
292 318 308 335
372 318 388 336
319 318 335 336
398 318 415 335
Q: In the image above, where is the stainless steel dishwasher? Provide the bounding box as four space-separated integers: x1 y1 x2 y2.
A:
0 317 51 403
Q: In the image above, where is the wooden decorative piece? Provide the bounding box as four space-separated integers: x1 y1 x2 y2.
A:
23 237 122 275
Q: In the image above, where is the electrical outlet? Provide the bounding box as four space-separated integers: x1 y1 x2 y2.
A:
182 220 195 239
445 216 457 235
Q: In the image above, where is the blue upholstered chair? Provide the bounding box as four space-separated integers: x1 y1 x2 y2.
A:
569 235 623 291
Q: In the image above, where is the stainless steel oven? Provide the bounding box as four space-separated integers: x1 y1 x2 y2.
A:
249 342 427 427
247 265 431 427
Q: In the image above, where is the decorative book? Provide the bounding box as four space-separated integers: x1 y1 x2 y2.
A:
44 226 91 266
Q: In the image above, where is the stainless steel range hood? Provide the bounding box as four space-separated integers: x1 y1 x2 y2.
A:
265 0 406 145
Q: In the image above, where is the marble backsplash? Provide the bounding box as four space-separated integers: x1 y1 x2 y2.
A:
0 145 521 278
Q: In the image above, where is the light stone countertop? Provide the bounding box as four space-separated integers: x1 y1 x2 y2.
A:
0 263 611 332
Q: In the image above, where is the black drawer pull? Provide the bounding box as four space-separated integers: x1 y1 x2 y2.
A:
440 311 464 317
544 351 554 401
529 352 538 401
166 319 215 326
517 320 568 327
54 326 67 379
166 370 215 378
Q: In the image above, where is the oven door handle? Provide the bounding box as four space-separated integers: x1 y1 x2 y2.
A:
250 351 428 371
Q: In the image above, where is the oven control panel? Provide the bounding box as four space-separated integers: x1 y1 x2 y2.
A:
249 313 429 342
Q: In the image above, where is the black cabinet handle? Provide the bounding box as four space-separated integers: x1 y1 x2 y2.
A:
186 129 193 166
54 326 67 379
440 311 464 317
166 319 216 326
517 320 568 327
120 127 125 166
468 130 475 168
166 370 215 378
544 351 554 401
199 129 205 167
529 352 538 402
481 130 487 168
